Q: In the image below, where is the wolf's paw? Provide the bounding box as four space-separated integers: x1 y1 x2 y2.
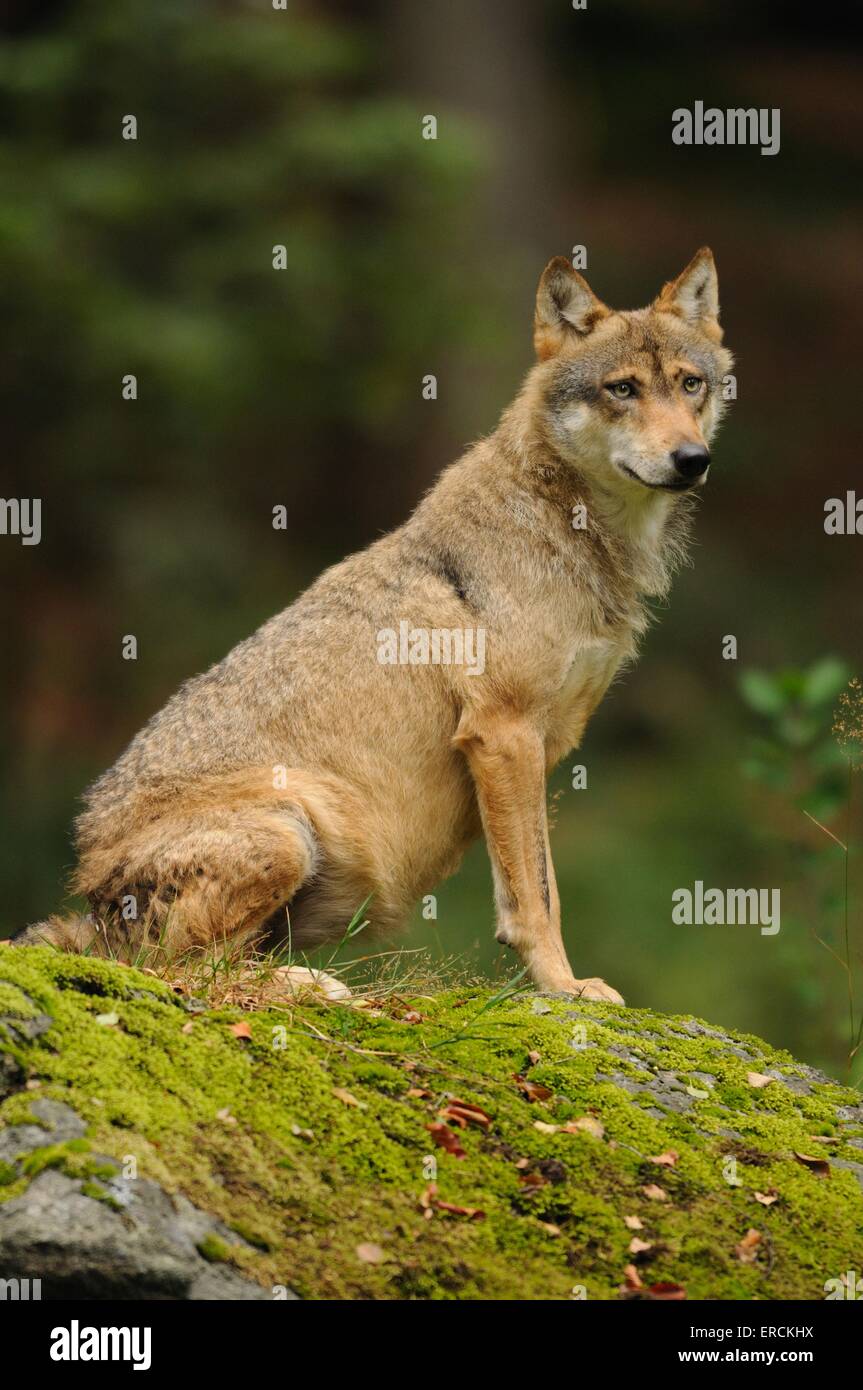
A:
268 965 352 1003
570 976 625 1005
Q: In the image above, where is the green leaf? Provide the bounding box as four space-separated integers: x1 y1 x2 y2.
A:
801 658 850 710
739 670 787 716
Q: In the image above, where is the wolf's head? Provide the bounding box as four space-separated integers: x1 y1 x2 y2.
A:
532 249 733 494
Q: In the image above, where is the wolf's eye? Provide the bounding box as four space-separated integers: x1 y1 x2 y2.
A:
607 381 633 399
683 375 703 393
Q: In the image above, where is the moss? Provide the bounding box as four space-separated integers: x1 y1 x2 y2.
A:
1 944 862 1300
0 982 39 1018
197 1234 233 1264
80 1180 123 1211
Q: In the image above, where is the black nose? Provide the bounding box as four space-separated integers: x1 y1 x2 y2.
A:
671 444 710 480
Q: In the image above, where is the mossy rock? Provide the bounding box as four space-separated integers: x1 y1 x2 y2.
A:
0 945 862 1300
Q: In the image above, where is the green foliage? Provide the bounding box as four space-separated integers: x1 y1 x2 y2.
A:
739 658 851 819
739 661 861 1080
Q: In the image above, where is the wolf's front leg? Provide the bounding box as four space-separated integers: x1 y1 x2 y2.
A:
454 709 624 1004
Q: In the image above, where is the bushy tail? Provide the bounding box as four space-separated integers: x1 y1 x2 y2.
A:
9 914 102 954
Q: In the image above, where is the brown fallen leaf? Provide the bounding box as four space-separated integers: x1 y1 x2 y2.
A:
514 1157 531 1170
647 1150 679 1167
527 1050 542 1066
646 1282 687 1301
754 1190 779 1206
624 1214 644 1231
291 1124 314 1141
405 1087 432 1100
439 1099 491 1130
628 1237 653 1256
417 1179 484 1221
793 1151 830 1177
332 1087 366 1110
736 1228 762 1263
622 1263 643 1290
181 1021 194 1035
746 1071 775 1089
401 1010 424 1025
518 1171 548 1189
641 1184 668 1202
426 1121 466 1159
434 1200 485 1221
356 1242 386 1264
229 1020 252 1040
538 1221 561 1236
216 1107 237 1125
513 1074 553 1103
561 1116 605 1140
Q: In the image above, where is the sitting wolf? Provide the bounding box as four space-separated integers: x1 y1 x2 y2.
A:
16 250 733 1003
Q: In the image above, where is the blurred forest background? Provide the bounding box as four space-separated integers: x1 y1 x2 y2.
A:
1 0 861 1079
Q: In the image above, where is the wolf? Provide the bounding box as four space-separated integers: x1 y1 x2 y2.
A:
14 249 733 1002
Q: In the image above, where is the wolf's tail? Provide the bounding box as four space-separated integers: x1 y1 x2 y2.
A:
8 913 102 954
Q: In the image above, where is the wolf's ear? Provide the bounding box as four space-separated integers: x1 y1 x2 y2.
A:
534 257 610 358
654 247 722 339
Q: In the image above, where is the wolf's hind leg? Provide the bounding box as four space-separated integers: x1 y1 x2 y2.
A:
78 804 318 959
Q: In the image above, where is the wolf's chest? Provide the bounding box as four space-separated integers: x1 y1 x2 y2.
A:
545 637 630 759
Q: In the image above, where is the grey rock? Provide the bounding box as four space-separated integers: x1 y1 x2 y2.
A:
0 1166 284 1300
0 1098 86 1164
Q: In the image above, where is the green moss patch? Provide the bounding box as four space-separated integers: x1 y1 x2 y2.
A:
1 945 862 1300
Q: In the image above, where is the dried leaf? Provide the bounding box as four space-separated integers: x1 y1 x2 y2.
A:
622 1263 643 1289
180 1021 195 1035
229 1021 252 1040
647 1150 678 1167
754 1190 778 1206
793 1151 830 1177
624 1215 644 1231
527 1050 541 1066
95 1012 119 1027
433 1200 485 1221
356 1242 386 1264
646 1282 687 1301
332 1087 366 1110
405 1087 432 1099
538 1221 561 1236
216 1107 237 1125
439 1099 491 1130
518 1171 548 1189
736 1228 762 1263
561 1115 605 1139
291 1124 314 1141
641 1184 668 1202
426 1121 466 1159
533 1121 559 1135
628 1237 653 1255
513 1073 553 1103
746 1071 775 1089
402 1010 424 1025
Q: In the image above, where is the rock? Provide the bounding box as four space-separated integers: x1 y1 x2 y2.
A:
0 1168 276 1299
0 1099 86 1164
1 943 862 1300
